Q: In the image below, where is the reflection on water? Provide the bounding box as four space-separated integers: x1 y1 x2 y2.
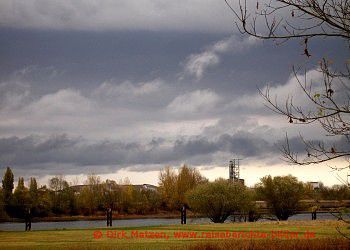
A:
0 213 339 231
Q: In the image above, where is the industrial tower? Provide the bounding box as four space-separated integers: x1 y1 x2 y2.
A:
229 159 244 184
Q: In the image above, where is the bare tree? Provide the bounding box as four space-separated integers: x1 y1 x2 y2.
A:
225 0 350 171
225 0 350 40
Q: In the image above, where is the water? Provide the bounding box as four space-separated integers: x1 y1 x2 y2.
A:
0 213 340 231
0 217 210 231
288 213 338 221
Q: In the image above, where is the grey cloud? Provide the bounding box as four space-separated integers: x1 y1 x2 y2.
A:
181 35 260 80
2 130 347 176
0 135 138 171
167 89 221 115
0 132 278 174
0 0 233 32
0 79 31 111
173 133 275 159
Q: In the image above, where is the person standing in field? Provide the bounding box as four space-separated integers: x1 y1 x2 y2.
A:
106 207 112 227
25 208 31 231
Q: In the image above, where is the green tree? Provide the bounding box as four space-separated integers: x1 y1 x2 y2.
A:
29 177 38 207
36 185 52 217
318 184 350 200
256 175 304 220
49 175 71 214
127 186 161 215
101 179 121 210
13 177 30 218
78 174 102 215
0 188 8 220
29 178 38 194
187 178 249 223
119 178 135 214
141 188 161 214
2 167 14 208
60 182 76 215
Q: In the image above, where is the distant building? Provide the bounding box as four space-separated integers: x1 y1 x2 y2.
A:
140 184 158 191
308 182 320 190
237 179 245 186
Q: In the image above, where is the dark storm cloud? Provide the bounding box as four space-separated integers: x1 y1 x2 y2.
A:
0 28 347 100
0 29 225 95
0 135 140 167
0 132 278 174
173 133 275 158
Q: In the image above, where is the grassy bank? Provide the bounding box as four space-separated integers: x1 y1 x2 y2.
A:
0 220 349 249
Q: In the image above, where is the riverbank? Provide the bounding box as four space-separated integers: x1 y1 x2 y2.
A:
0 220 349 249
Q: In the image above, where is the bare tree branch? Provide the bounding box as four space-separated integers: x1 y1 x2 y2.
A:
226 0 350 170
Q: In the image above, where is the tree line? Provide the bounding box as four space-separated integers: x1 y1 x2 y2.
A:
0 167 161 219
1 165 350 222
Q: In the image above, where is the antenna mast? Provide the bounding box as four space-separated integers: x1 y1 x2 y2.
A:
229 158 242 182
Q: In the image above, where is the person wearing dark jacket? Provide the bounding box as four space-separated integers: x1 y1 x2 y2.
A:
106 207 112 227
25 208 31 231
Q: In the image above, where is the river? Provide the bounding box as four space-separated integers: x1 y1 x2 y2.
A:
0 213 339 231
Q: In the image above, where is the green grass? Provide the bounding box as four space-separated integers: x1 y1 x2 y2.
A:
0 220 349 249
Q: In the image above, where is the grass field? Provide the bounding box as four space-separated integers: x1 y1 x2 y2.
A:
1 220 349 249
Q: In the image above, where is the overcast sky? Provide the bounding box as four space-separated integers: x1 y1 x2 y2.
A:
0 0 349 187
